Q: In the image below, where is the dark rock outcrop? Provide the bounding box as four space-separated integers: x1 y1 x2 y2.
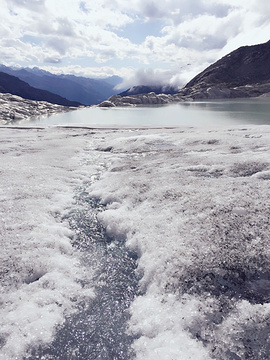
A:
98 40 270 107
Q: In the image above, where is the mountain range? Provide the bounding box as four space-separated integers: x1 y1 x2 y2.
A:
0 65 122 106
99 39 270 106
0 72 81 107
1 39 270 110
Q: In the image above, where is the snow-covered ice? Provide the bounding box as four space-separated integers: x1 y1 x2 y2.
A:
0 124 270 359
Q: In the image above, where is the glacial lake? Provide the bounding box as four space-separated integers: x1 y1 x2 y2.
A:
22 98 270 128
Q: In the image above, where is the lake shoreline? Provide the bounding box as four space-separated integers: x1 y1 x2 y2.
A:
3 98 269 128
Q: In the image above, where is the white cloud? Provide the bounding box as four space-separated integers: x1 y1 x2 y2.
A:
115 66 196 90
8 0 46 13
0 0 269 86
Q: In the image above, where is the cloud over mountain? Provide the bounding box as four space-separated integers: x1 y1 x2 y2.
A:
1 1 270 86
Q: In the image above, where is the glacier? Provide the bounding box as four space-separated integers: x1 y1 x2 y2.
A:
0 124 269 359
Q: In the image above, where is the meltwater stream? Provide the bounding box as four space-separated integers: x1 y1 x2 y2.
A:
26 183 140 360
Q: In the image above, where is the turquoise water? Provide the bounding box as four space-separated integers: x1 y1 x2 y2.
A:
24 98 270 127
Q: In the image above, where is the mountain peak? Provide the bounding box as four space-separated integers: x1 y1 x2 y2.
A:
179 40 270 99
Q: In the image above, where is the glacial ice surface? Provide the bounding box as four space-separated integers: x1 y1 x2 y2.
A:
0 124 270 359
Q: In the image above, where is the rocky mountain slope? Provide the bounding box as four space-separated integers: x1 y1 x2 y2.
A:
99 40 270 106
0 72 81 107
0 65 122 105
0 92 75 124
178 39 270 99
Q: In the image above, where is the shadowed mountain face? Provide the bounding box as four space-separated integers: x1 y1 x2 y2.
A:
0 65 122 106
0 72 81 107
177 40 270 99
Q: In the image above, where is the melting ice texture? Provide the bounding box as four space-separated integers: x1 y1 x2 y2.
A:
0 128 100 360
0 124 270 359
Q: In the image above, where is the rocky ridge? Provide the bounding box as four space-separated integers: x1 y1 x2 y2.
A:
98 40 270 107
0 92 76 125
98 92 183 107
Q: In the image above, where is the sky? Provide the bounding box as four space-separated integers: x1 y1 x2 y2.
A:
1 0 270 89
